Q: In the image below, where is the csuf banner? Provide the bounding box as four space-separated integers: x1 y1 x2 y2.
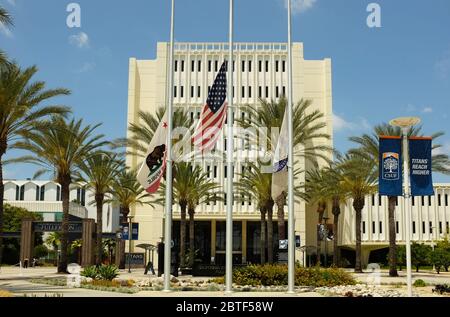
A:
409 137 434 196
379 136 403 196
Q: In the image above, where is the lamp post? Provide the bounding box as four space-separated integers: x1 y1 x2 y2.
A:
323 216 329 267
127 215 134 274
389 116 421 297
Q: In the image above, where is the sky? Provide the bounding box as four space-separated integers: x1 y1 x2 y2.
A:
1 0 450 182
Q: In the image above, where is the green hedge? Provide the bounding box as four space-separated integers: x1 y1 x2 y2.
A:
227 265 356 287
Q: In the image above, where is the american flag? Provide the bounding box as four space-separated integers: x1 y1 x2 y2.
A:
192 61 228 152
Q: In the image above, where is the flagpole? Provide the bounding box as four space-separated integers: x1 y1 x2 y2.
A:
225 0 234 294
287 0 296 294
163 0 175 292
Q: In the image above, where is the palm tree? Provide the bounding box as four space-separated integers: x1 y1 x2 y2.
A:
350 123 450 276
237 98 332 244
79 152 121 265
108 168 150 268
236 162 273 264
13 116 106 273
186 165 222 267
70 239 82 264
305 168 329 265
0 64 70 267
0 6 13 68
102 239 116 264
45 232 61 251
338 153 378 273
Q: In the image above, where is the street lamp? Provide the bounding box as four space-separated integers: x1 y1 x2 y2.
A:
127 215 134 274
389 116 421 297
323 216 330 267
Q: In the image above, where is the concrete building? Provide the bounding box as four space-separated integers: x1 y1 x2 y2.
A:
3 179 120 233
126 42 333 265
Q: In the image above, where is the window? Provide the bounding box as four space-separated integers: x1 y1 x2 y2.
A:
438 194 442 206
276 87 279 98
224 193 227 206
241 165 245 175
412 196 415 206
421 196 425 206
371 195 375 206
233 61 235 72
191 60 195 72
180 86 184 98
248 86 252 98
413 221 416 234
395 197 398 206
16 185 24 201
249 195 252 206
191 86 194 98
447 222 450 234
276 60 279 72
265 86 269 98
198 60 201 72
77 188 86 206
378 195 382 206
208 60 212 72
396 221 399 234
181 60 185 72
265 60 269 72
258 60 262 72
422 221 426 234
430 222 433 234
439 221 443 234
242 60 245 72
258 86 262 98
56 186 61 201
446 194 449 206
428 196 432 206
197 86 201 98
36 185 40 201
282 60 286 72
372 222 376 234
224 166 227 178
40 185 45 201
249 60 252 72
241 86 245 98
215 60 218 72
174 60 178 72
174 86 177 98
242 194 245 206
207 165 211 178
282 86 286 97
213 165 217 178
362 221 366 234
379 222 383 234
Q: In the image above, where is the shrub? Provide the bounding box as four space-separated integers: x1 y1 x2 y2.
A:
97 265 119 281
80 266 98 279
413 279 427 287
230 265 355 287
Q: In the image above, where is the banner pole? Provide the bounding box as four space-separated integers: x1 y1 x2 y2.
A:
163 0 175 292
403 127 413 297
225 0 234 294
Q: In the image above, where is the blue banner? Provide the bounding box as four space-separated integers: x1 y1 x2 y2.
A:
122 223 139 240
409 138 434 196
379 136 403 196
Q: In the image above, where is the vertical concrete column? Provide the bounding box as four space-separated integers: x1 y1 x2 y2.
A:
115 236 125 269
20 219 34 266
210 220 216 264
81 219 95 267
242 220 247 264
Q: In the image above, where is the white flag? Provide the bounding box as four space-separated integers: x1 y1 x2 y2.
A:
137 112 169 194
272 107 289 198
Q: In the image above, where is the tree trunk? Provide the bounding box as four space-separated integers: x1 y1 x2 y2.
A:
260 208 267 264
188 208 195 268
332 197 341 267
388 196 399 277
316 202 326 266
179 202 187 268
119 206 130 269
0 147 5 267
267 200 274 264
353 197 364 273
95 193 104 266
58 174 71 273
276 192 286 241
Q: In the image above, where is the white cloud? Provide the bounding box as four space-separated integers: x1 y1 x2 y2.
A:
422 107 433 113
69 32 90 48
75 62 96 73
435 49 450 79
284 0 317 15
333 113 371 132
6 0 16 6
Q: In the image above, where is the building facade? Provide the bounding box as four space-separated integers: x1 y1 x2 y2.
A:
3 179 120 233
126 42 333 265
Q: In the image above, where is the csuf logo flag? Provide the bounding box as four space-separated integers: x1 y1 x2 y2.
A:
409 137 434 196
137 112 168 194
379 136 403 196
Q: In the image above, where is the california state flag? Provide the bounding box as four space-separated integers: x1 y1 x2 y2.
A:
137 112 168 194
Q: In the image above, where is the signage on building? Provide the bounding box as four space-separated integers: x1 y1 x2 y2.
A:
379 136 403 196
33 222 83 233
409 137 434 196
125 253 145 266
